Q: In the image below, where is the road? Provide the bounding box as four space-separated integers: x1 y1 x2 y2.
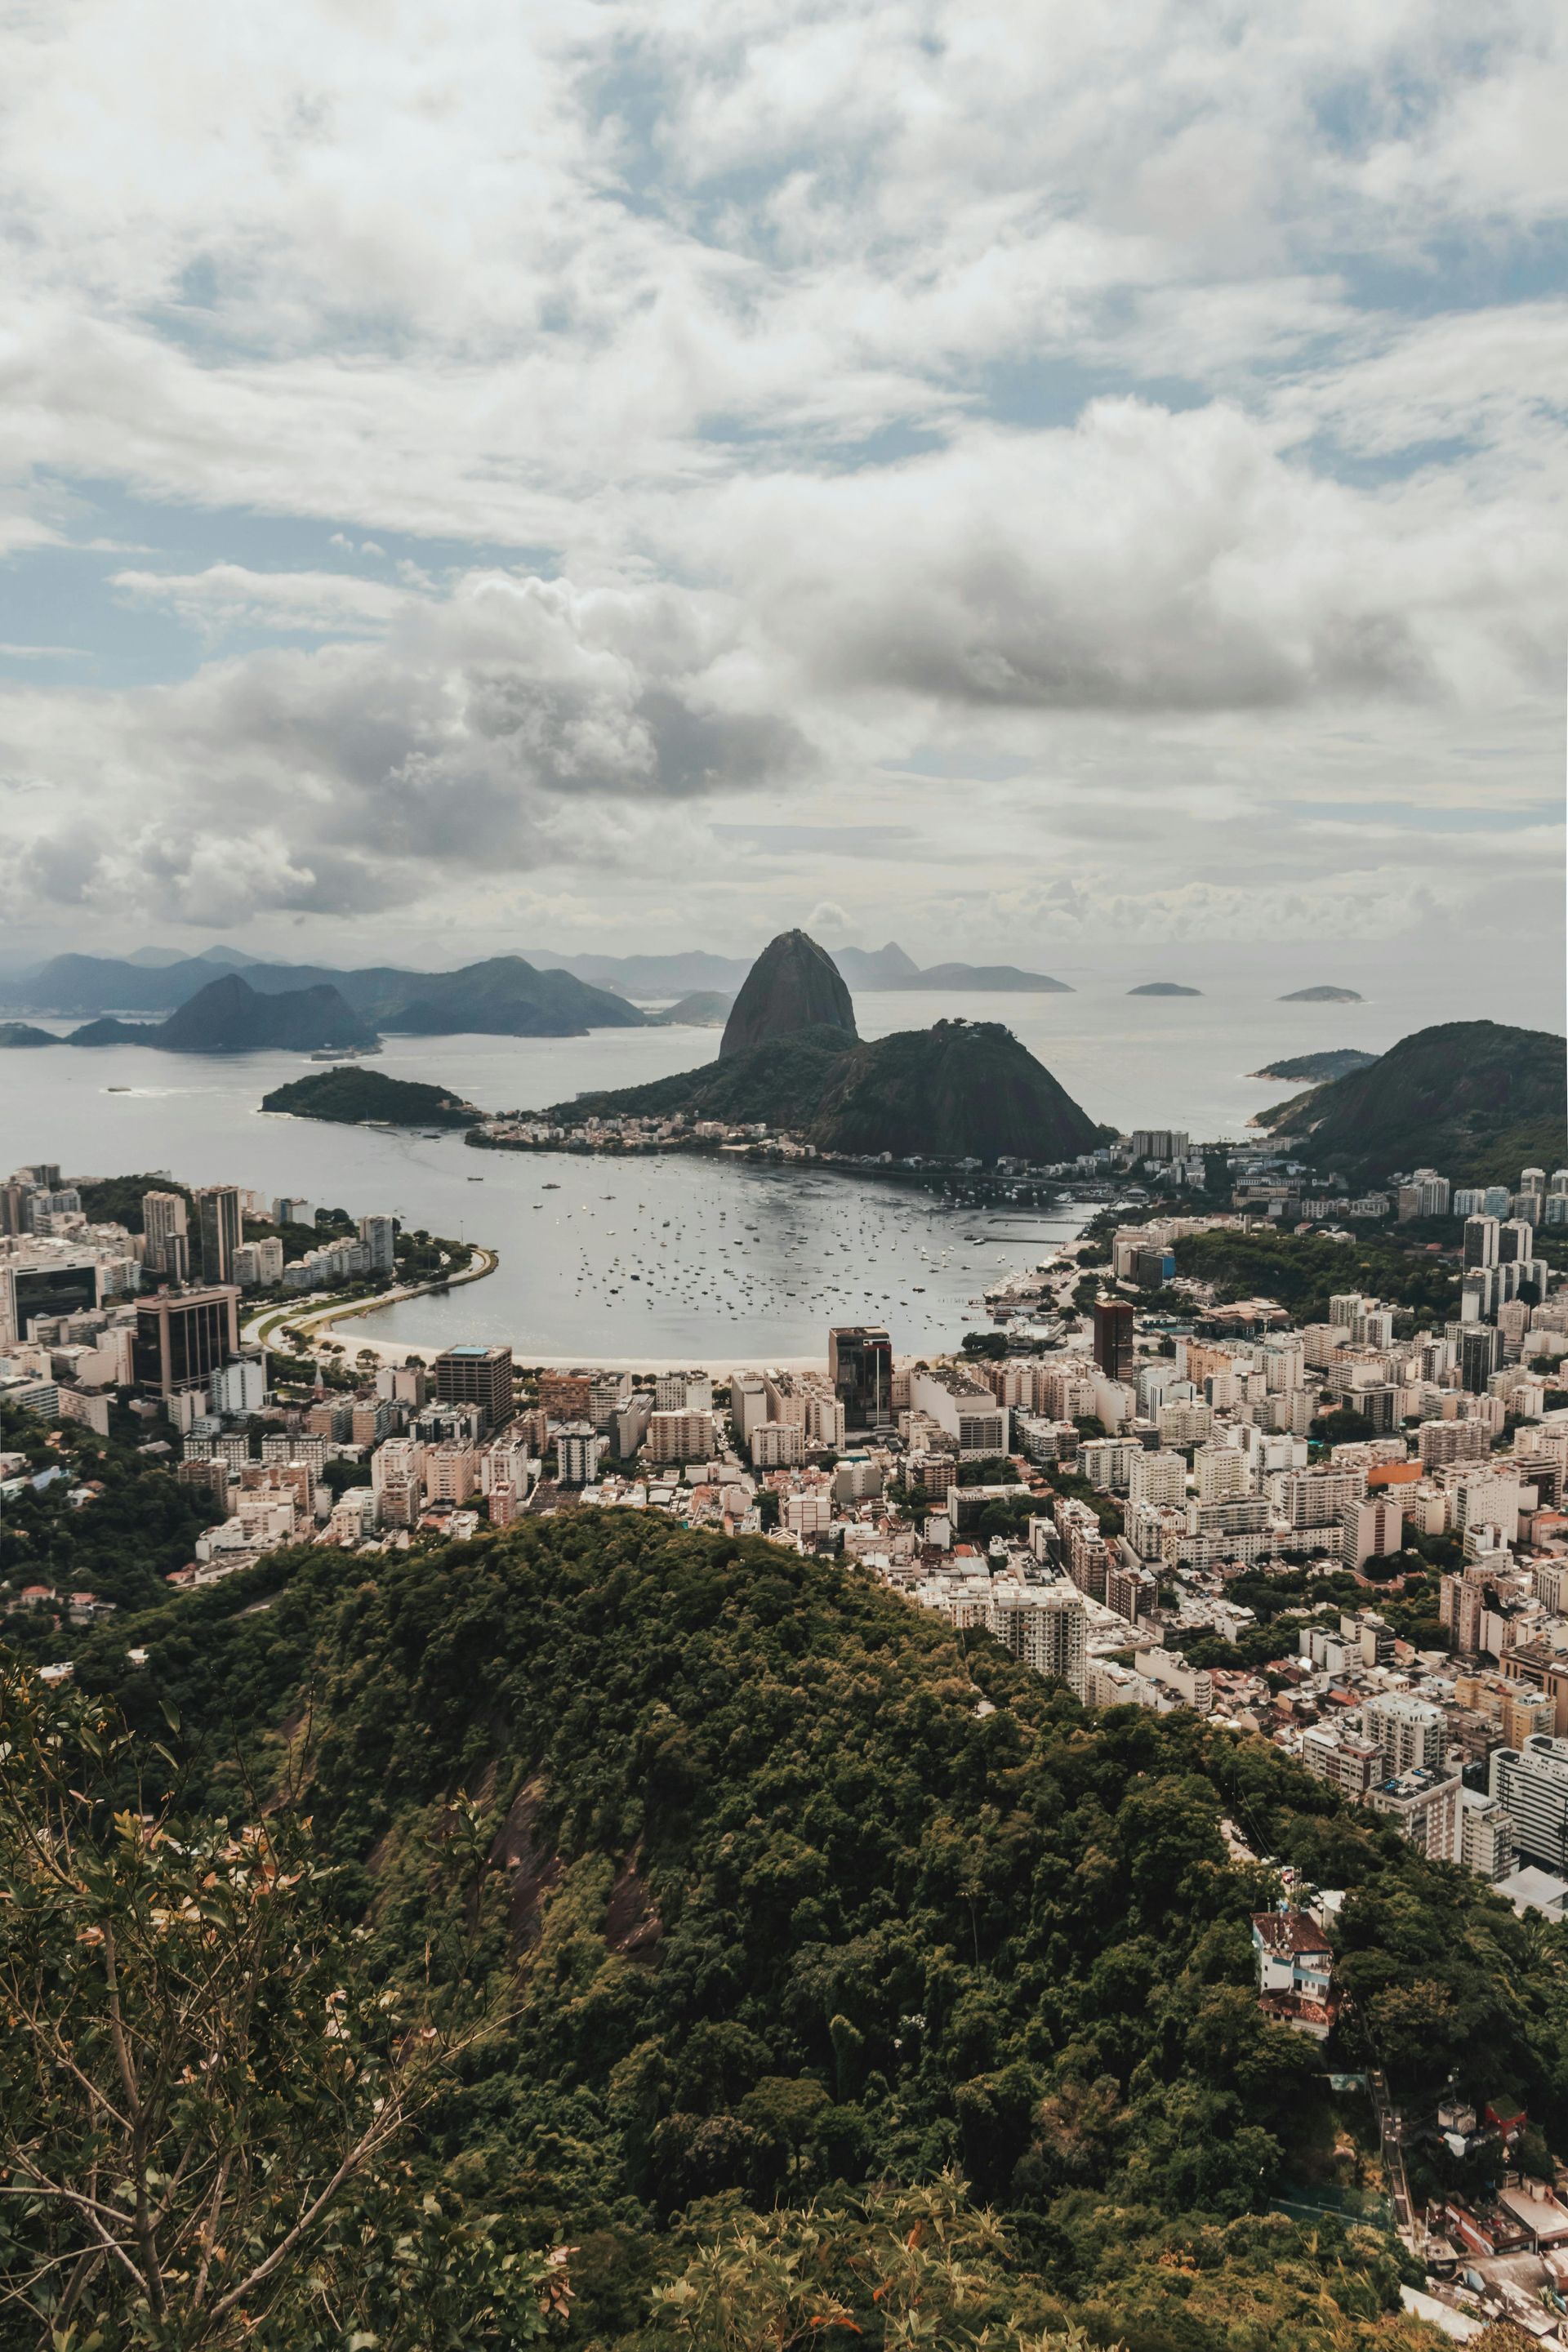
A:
241 1245 499 1363
1370 2069 1419 2249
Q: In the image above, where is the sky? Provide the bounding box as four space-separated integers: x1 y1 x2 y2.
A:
0 0 1564 976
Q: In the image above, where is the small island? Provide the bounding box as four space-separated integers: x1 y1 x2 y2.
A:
1129 982 1201 997
1250 1049 1378 1084
261 1067 479 1128
0 1021 56 1047
1279 984 1363 1002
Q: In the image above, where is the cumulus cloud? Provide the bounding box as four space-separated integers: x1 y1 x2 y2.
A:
708 400 1562 714
0 0 1561 958
0 570 813 922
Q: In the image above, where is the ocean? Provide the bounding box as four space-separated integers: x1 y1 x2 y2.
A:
3 954 1519 1363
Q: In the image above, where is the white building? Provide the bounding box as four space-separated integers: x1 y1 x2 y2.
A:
987 1584 1087 1699
907 1367 1009 1457
1490 1735 1568 1873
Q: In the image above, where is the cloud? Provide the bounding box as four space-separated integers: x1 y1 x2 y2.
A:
0 569 814 922
708 399 1562 715
0 0 1561 964
111 564 413 637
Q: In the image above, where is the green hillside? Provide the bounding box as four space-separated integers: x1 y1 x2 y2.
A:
261 1066 477 1126
563 1019 1102 1162
561 1025 855 1125
48 1514 1567 2349
1256 1018 1566 1181
808 1020 1102 1160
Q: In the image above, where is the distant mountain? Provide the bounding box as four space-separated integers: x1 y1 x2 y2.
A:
1280 985 1362 1003
65 975 378 1055
1254 1019 1567 1182
560 1017 1102 1163
382 956 644 1038
808 1020 1102 1161
1250 1049 1377 1084
906 962 1071 992
830 943 1070 991
831 942 922 989
648 991 733 1027
123 944 266 969
261 1067 477 1127
0 1021 54 1046
523 948 753 996
2 950 643 1036
720 931 858 1060
1129 982 1201 997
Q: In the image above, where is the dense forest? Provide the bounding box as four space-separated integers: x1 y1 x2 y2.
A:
23 1511 1564 2349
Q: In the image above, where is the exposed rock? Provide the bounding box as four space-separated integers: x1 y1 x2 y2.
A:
719 929 858 1059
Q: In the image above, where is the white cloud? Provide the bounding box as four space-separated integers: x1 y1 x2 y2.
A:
111 564 413 637
0 0 1559 959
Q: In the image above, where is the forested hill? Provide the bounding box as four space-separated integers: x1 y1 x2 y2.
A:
1257 1018 1566 1181
65 1514 1568 2348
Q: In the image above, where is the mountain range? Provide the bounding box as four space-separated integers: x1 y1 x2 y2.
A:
2 938 1071 1018
8 953 641 1039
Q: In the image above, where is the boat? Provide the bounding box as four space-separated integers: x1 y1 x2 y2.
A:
107 1085 131 1093
467 1175 483 1182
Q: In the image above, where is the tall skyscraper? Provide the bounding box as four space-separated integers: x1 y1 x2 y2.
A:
829 1326 893 1428
1463 1214 1499 1270
142 1189 190 1282
1459 1324 1504 1394
194 1186 242 1285
1092 1298 1135 1385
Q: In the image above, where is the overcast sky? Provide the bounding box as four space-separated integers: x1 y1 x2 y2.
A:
0 0 1563 973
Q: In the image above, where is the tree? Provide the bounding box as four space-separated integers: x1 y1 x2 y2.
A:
0 1665 557 2350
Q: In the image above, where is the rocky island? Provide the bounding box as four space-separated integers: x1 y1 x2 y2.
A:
261 1067 479 1127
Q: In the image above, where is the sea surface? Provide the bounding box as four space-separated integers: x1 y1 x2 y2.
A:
4 954 1518 1363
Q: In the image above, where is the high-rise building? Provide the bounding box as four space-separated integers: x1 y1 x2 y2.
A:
434 1344 514 1432
1459 1789 1517 1882
987 1584 1087 1699
829 1326 893 1428
1363 1695 1444 1775
1490 1735 1568 1872
358 1214 397 1275
1463 1214 1499 1270
555 1426 606 1486
1499 1218 1535 1263
1341 1495 1403 1570
1091 1298 1134 1385
1459 1325 1504 1394
132 1286 241 1397
194 1187 242 1285
142 1190 190 1282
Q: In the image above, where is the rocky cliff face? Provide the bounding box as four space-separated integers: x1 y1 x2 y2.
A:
719 930 858 1060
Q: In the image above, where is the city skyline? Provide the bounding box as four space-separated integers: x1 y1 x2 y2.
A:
0 4 1562 977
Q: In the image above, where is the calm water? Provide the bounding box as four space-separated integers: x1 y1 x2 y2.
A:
5 953 1532 1361
6 1023 1080 1362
